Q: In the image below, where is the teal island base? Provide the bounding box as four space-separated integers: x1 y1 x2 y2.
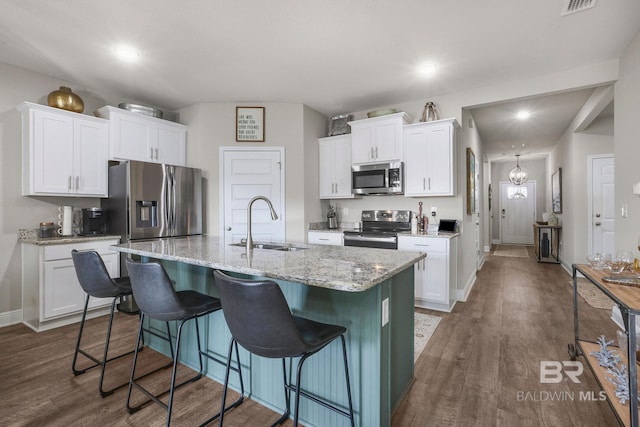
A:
141 258 415 427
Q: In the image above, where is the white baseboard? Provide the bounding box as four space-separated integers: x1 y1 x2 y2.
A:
0 309 22 328
456 273 477 302
477 253 486 270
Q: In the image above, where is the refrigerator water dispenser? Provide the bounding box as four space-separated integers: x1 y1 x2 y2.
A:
136 200 158 228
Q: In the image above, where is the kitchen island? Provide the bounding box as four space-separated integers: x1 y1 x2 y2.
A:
112 235 425 427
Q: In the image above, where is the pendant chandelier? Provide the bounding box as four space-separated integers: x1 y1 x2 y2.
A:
508 154 528 185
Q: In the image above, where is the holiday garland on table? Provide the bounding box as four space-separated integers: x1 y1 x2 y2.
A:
590 335 639 404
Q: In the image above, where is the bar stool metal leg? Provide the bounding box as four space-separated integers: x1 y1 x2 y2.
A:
72 294 140 397
201 337 244 427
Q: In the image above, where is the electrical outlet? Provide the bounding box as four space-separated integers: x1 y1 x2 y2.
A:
342 207 349 216
431 207 437 217
382 298 389 327
621 203 628 218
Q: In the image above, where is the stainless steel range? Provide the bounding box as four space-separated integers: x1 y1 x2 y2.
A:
343 210 412 250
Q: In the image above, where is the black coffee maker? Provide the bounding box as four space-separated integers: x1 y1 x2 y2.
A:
79 207 106 235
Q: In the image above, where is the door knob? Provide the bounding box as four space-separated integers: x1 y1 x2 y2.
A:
225 226 232 231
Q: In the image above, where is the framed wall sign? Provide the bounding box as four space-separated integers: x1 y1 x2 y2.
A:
236 106 265 142
552 168 562 214
466 147 477 214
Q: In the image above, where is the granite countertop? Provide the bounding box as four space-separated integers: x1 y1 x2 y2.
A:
111 235 425 292
20 235 121 245
309 228 460 239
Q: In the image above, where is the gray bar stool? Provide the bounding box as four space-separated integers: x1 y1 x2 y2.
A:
71 249 143 397
214 270 355 427
125 259 244 427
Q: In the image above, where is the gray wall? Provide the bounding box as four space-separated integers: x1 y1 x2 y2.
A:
177 102 325 244
615 31 640 254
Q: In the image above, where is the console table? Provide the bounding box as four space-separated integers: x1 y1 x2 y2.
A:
570 264 640 426
533 223 561 263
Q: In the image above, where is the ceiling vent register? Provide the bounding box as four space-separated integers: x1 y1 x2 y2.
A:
561 0 597 16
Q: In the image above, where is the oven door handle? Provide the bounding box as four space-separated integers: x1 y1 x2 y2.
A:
344 235 397 244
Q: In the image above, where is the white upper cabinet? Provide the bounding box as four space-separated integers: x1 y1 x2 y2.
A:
403 119 457 197
19 102 108 197
319 135 355 199
348 112 411 164
96 106 187 166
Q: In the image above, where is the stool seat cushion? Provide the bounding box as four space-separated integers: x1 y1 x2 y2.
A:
214 270 346 358
293 316 346 355
72 250 132 298
176 290 221 317
126 259 221 322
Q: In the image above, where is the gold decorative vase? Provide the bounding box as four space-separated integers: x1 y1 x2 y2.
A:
47 86 84 113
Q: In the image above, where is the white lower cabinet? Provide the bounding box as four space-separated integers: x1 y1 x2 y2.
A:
22 239 120 332
398 235 458 312
308 231 343 246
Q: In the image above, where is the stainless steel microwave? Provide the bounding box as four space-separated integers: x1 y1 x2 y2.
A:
352 161 403 195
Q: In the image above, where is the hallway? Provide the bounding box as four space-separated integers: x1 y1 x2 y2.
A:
393 247 619 426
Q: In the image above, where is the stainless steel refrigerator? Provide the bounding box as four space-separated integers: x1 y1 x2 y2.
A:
103 160 202 273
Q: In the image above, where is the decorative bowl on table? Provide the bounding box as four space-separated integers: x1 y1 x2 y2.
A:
606 257 626 274
586 254 604 270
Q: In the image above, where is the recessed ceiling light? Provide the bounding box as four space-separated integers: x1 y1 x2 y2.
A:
516 110 531 120
114 45 140 63
417 63 438 76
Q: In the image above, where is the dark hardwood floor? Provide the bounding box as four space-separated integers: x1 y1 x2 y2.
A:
0 248 621 426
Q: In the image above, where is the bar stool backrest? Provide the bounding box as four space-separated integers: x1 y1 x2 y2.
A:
126 259 189 322
72 249 128 298
214 270 310 358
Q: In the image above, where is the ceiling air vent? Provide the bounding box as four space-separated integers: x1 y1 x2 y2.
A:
561 0 597 16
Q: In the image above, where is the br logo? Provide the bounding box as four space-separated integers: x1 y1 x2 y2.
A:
540 361 583 383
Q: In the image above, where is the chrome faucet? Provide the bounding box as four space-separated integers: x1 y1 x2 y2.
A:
246 196 279 251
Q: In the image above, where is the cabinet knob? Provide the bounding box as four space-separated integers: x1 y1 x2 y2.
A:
225 226 232 231
595 222 601 226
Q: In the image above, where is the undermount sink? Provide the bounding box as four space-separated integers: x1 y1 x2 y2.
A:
229 242 309 251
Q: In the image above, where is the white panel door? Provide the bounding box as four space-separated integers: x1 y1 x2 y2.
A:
500 181 536 244
590 156 615 255
221 148 285 246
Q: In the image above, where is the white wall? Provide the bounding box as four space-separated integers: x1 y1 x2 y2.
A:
0 50 629 320
177 102 325 244
331 60 619 300
615 31 640 253
548 99 615 271
0 62 143 317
